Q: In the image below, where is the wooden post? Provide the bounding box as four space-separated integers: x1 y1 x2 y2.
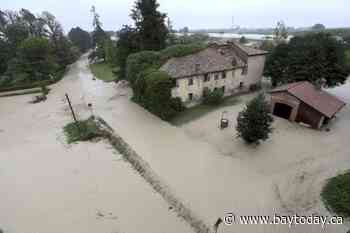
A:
65 93 78 123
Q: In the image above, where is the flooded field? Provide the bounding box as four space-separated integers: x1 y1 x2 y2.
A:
1 55 349 233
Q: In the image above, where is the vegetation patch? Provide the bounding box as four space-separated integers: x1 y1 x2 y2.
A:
346 49 350 67
159 43 207 62
321 171 350 218
90 62 119 82
63 117 104 144
202 88 224 105
171 96 240 126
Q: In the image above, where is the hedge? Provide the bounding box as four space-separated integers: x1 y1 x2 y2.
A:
0 68 66 93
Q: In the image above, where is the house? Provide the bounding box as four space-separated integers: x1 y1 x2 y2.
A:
160 41 268 104
269 81 346 129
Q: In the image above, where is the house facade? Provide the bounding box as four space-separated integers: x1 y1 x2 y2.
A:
160 41 268 104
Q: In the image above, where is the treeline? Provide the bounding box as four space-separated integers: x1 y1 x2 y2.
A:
0 9 89 88
264 32 350 87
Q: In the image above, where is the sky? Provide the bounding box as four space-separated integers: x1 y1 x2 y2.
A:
2 0 349 33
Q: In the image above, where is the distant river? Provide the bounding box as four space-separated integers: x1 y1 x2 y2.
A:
176 32 274 40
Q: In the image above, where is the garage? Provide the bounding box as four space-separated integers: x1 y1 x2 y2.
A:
269 81 346 129
273 103 293 120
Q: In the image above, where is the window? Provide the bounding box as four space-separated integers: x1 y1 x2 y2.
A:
242 66 248 75
188 93 193 101
239 82 244 88
203 87 209 97
195 64 200 72
188 78 193 86
221 86 225 93
214 74 219 80
204 74 210 82
222 72 226 79
175 80 179 88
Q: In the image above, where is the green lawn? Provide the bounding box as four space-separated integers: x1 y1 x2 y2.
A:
321 171 350 218
170 96 241 126
90 62 119 82
346 49 350 67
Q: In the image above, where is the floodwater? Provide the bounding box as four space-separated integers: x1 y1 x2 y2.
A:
0 57 193 233
1 55 350 233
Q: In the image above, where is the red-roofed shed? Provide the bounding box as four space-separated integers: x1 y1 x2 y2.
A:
269 81 346 129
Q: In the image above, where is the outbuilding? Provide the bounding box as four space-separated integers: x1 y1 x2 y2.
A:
269 81 346 129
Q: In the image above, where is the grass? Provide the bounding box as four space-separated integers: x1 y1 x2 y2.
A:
63 117 103 144
90 62 119 82
170 96 241 126
346 49 350 67
321 170 350 218
0 88 42 98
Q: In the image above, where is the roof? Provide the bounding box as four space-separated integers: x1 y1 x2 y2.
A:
270 81 346 118
160 46 245 79
230 41 268 56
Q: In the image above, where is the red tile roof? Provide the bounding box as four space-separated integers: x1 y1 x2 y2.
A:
270 81 346 118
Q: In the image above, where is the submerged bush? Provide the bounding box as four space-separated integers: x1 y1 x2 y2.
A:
63 117 102 144
202 88 224 105
322 171 350 218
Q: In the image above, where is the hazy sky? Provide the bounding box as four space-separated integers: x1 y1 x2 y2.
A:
2 0 349 33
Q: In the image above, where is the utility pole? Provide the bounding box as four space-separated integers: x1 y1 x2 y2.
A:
65 93 78 123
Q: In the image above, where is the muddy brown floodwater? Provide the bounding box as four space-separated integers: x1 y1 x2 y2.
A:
1 55 350 233
0 57 193 233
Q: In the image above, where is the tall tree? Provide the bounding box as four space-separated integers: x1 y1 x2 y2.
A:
265 32 349 87
274 21 288 44
116 25 139 78
236 94 273 144
68 27 92 53
130 0 168 50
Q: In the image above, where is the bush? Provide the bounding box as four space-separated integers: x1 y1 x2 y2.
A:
126 51 161 86
321 171 350 218
249 83 262 92
41 85 50 95
236 94 274 144
63 117 103 144
203 88 224 105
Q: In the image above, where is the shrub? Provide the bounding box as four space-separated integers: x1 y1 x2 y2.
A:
236 94 274 144
249 83 262 92
126 51 161 86
203 89 224 105
321 171 350 218
63 117 103 144
144 70 179 120
41 85 50 95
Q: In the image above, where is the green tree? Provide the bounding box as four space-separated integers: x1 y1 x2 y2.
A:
131 0 168 50
312 23 326 31
68 27 92 53
273 21 288 44
236 94 273 144
116 25 140 78
16 37 58 81
265 32 349 87
239 36 247 44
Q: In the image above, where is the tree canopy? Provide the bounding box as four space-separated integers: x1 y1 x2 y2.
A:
236 94 274 144
130 0 168 50
68 27 92 53
264 32 349 87
0 8 80 87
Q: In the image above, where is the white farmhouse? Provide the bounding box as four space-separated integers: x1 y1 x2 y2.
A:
160 41 268 104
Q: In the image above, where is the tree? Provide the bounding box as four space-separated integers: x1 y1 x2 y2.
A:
236 94 273 144
130 0 168 50
116 25 139 78
312 23 326 31
68 27 92 53
13 37 57 81
273 21 288 44
265 32 349 87
239 36 247 44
